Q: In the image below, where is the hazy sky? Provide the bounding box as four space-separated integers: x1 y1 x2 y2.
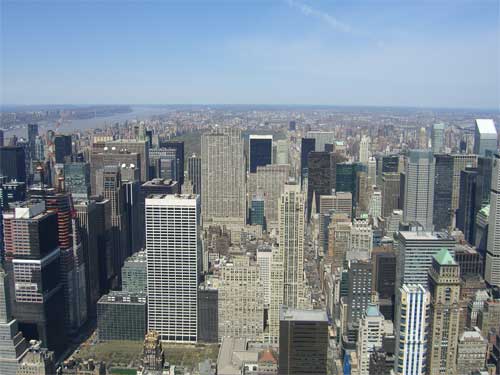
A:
1 0 499 108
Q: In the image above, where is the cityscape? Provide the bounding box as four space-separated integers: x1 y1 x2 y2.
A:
1 1 500 375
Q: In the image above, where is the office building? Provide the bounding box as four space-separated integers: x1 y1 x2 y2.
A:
74 199 101 318
474 119 497 156
456 168 479 243
105 139 149 181
394 284 430 375
306 131 335 152
257 246 273 306
122 251 147 293
0 146 26 182
431 123 445 153
357 304 385 375
381 172 401 218
249 134 273 173
328 216 351 267
369 189 382 218
146 194 200 342
275 139 289 165
486 153 500 286
198 284 218 343
149 147 179 180
162 140 185 184
457 328 488 375
201 128 246 227
187 153 201 194
346 259 373 329
359 135 370 165
0 180 26 208
64 162 91 199
427 249 461 375
395 230 455 289
3 200 67 355
404 150 435 231
250 196 265 227
0 266 28 375
97 291 147 342
54 135 72 163
248 164 290 231
307 151 336 219
319 191 352 218
336 162 362 198
476 298 500 338
433 154 453 231
278 307 328 375
16 342 56 375
300 137 315 182
218 256 264 341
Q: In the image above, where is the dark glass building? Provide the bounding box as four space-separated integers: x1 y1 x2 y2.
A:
300 138 315 183
0 146 26 183
307 152 336 220
278 307 328 375
433 154 453 231
54 135 72 164
249 135 273 173
456 168 478 243
198 287 218 343
63 162 91 199
97 291 147 342
187 153 201 194
160 140 185 184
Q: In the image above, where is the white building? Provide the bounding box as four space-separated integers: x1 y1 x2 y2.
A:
359 135 370 165
357 304 385 375
486 153 500 286
257 246 273 306
403 150 435 231
201 127 246 228
275 139 289 165
146 194 200 342
395 284 430 375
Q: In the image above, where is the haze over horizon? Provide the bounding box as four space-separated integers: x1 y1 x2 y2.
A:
1 0 499 109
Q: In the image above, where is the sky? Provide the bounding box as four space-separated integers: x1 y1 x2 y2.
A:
1 0 499 109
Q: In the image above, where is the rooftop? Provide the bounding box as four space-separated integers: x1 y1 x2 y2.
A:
476 119 497 136
434 248 456 266
280 307 328 322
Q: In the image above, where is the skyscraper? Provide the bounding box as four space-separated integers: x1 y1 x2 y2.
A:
54 135 72 164
456 168 479 242
278 307 328 375
381 172 401 219
300 137 315 183
403 150 435 231
63 162 91 199
474 119 497 156
201 128 246 228
0 146 26 182
307 151 336 220
394 284 430 375
146 194 200 342
427 249 461 375
162 140 185 185
485 153 500 286
3 200 67 355
357 304 385 375
359 135 370 165
105 139 149 181
452 154 477 214
306 131 335 152
433 154 453 231
431 123 445 153
275 139 289 164
249 134 273 173
187 153 201 195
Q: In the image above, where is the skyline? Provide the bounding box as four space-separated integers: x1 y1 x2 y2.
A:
1 0 499 109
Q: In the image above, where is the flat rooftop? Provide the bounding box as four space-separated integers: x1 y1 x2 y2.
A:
280 307 328 322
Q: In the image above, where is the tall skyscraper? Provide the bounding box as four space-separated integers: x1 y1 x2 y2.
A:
433 154 453 231
146 194 200 342
395 230 455 289
359 135 370 165
306 131 335 152
275 139 289 165
456 168 479 242
485 153 500 286
431 123 445 153
3 200 67 355
248 164 290 231
357 304 385 375
427 249 461 375
218 255 264 341
403 150 435 231
452 154 477 214
394 284 430 375
63 162 91 199
0 266 28 375
187 153 201 194
381 172 401 219
162 140 185 185
474 119 497 156
27 123 38 162
249 135 273 173
54 135 72 164
300 137 315 183
201 128 246 228
105 139 149 181
307 151 336 219
278 307 328 375
0 146 26 183
268 185 305 343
